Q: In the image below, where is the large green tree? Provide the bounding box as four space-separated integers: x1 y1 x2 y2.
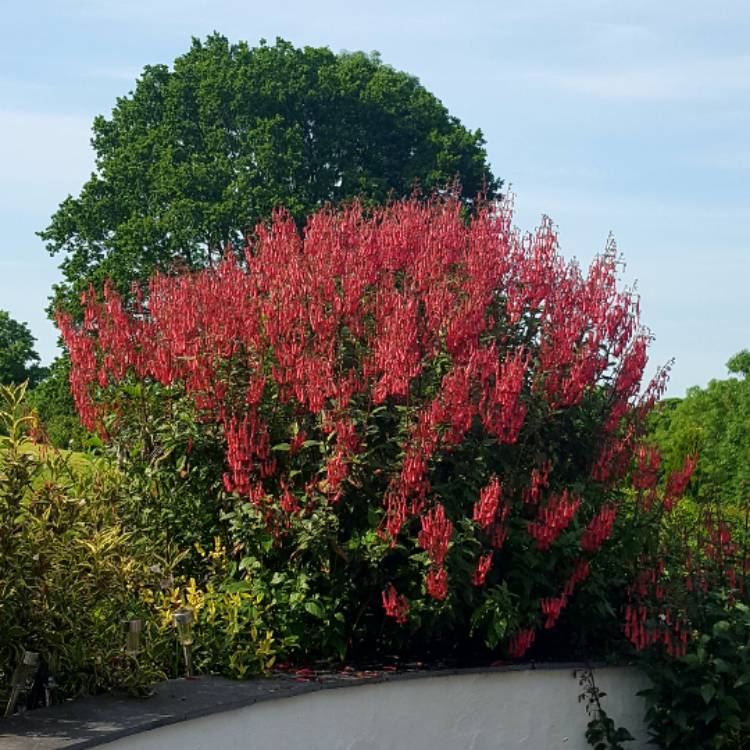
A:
648 350 750 508
40 34 499 315
0 310 44 386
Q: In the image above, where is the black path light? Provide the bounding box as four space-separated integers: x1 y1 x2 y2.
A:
3 650 39 718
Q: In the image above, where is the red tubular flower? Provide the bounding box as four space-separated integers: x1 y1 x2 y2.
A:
382 583 409 624
381 489 408 544
224 413 270 499
480 346 529 444
580 506 617 552
563 558 590 597
418 503 453 566
399 451 429 510
523 460 551 505
325 450 348 497
614 336 648 399
472 553 493 586
473 476 503 530
289 430 307 454
632 445 661 490
540 594 568 629
425 566 448 600
664 453 697 510
279 481 300 514
592 430 634 484
527 490 581 550
508 629 535 659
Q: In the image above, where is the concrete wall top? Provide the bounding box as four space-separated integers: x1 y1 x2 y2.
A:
1 664 650 750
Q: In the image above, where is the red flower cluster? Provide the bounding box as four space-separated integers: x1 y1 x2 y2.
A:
523 461 551 505
383 490 408 543
224 414 273 496
541 595 568 629
418 503 453 567
527 491 581 550
624 604 688 657
425 566 449 600
382 584 409 624
592 430 635 485
632 445 661 490
703 516 738 563
580 505 617 552
472 476 505 530
472 553 493 587
508 629 536 659
563 558 591 597
663 453 697 510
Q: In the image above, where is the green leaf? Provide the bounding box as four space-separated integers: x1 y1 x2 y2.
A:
304 600 326 619
713 658 732 673
712 620 731 636
614 727 635 742
700 684 715 705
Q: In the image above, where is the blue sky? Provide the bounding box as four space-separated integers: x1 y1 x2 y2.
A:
1 0 748 397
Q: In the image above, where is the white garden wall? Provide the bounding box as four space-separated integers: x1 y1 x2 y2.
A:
104 667 649 750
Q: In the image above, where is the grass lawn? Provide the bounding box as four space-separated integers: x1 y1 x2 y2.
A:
1 438 93 481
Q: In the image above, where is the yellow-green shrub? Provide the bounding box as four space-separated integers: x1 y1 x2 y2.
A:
0 383 162 700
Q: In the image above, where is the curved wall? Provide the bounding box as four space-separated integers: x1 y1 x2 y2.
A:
105 667 649 750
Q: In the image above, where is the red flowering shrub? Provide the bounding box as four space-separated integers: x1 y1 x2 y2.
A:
621 479 750 749
622 475 747 659
58 196 681 662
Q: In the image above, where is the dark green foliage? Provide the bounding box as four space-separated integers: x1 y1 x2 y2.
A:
86 376 630 666
579 669 635 750
101 382 229 565
0 310 45 387
638 595 750 749
40 34 499 317
727 350 750 378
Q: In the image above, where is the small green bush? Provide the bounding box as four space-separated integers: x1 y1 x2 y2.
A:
0 383 298 703
639 594 750 749
0 383 162 701
143 541 291 680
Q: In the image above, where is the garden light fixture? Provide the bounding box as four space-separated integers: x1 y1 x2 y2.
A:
3 650 39 718
121 618 143 656
172 607 194 679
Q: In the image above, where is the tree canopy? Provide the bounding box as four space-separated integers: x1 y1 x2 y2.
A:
0 310 44 386
40 34 499 315
648 351 750 508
